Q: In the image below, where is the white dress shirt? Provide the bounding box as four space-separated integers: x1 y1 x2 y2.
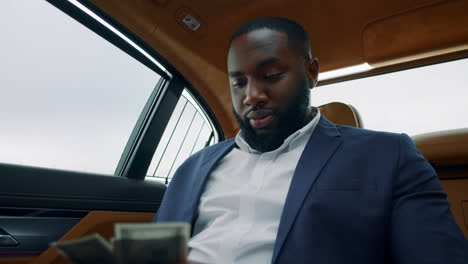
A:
188 108 321 264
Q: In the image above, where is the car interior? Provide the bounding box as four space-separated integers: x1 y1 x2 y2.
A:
0 0 467 263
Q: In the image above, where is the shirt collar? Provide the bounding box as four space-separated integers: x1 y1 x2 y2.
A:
235 107 321 154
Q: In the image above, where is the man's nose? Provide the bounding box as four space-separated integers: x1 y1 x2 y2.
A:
243 81 268 106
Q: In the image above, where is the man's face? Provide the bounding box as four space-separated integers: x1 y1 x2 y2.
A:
228 28 319 152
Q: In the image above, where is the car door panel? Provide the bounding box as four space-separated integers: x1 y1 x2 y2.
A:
34 211 154 264
0 163 165 264
0 215 81 252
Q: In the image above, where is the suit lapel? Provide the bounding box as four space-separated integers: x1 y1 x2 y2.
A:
272 117 342 263
184 140 236 225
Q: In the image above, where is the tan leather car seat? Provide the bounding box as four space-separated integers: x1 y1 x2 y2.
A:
413 128 468 238
318 102 363 128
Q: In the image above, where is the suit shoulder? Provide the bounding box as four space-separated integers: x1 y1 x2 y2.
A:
335 124 406 147
180 138 235 165
336 124 400 138
167 138 235 187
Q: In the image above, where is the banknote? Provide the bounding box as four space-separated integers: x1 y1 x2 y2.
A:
53 222 190 264
114 222 190 264
115 222 190 240
52 233 114 264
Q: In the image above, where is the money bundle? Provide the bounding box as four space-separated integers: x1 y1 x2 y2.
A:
52 234 114 264
52 222 190 264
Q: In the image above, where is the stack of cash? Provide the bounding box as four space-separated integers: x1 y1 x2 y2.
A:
52 222 190 264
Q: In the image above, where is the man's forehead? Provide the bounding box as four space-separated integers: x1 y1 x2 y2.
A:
241 28 286 43
230 28 288 51
228 28 290 68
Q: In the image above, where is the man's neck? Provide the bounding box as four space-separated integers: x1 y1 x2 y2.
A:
303 107 318 127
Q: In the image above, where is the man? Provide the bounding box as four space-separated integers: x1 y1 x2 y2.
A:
155 17 467 263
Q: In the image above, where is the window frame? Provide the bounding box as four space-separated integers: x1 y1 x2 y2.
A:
45 0 224 179
146 89 221 184
312 56 468 136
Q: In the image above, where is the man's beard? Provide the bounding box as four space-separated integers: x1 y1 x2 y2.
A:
233 82 311 152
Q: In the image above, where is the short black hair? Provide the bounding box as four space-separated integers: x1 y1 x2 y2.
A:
229 17 312 60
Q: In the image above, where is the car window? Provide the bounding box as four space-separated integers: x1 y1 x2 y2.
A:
0 1 161 174
311 58 468 135
146 90 218 184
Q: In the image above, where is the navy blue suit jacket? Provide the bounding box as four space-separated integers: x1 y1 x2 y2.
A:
155 116 467 263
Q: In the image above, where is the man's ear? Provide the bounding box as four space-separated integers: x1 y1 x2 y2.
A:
306 58 319 88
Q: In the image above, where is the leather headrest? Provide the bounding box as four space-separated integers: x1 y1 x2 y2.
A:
413 128 468 166
318 102 363 128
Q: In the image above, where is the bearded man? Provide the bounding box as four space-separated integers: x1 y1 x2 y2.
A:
155 17 467 264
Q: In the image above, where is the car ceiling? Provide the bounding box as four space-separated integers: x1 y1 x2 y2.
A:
90 0 468 137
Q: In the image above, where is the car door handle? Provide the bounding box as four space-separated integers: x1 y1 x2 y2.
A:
0 228 19 247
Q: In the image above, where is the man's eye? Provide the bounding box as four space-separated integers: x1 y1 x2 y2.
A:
231 79 246 88
264 72 283 81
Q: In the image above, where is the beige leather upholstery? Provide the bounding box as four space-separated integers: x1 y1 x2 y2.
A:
413 128 468 167
412 128 468 238
318 102 363 128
